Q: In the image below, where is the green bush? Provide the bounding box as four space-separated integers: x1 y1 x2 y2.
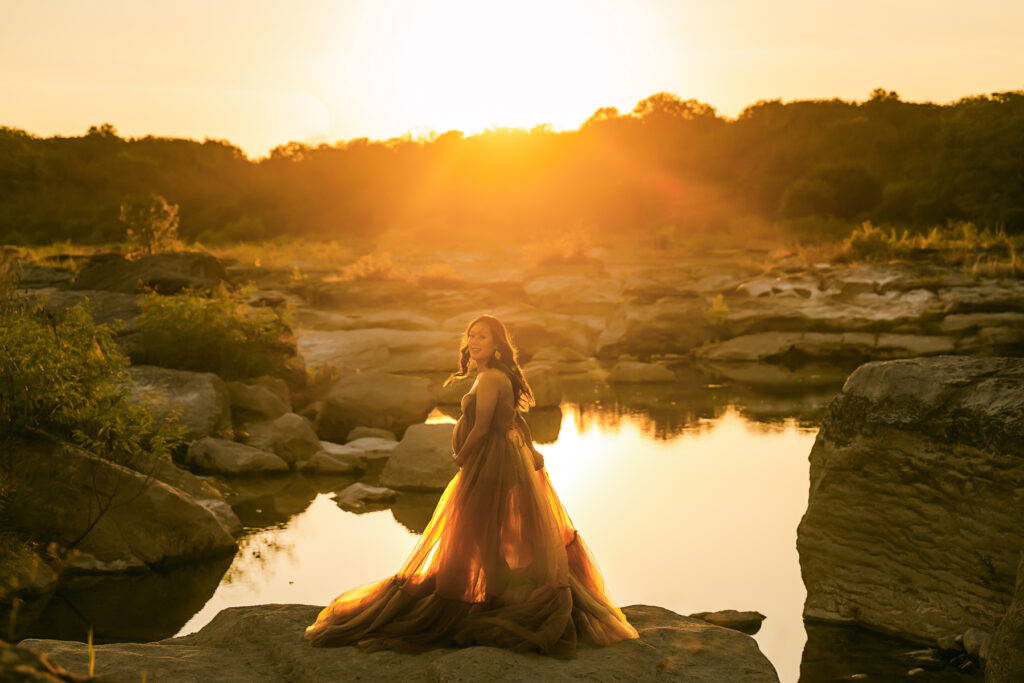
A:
0 297 184 474
134 284 293 379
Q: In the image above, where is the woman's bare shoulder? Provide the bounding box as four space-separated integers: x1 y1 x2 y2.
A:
477 368 512 388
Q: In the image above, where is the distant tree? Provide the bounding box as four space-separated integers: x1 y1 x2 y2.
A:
632 92 717 120
781 163 882 220
119 194 179 256
868 88 901 103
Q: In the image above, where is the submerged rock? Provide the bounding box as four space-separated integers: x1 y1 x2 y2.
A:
797 356 1024 645
21 603 780 682
334 482 398 512
607 360 676 384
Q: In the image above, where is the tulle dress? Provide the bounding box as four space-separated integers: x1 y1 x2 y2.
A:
304 379 639 657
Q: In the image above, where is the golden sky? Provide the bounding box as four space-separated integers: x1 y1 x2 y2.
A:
3 0 1023 159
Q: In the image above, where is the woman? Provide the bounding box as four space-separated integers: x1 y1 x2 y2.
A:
304 315 638 657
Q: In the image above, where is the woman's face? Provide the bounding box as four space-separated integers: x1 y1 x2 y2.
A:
467 321 498 364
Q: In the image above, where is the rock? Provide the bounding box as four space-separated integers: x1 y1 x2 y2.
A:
21 603 780 682
441 306 601 359
8 435 237 573
0 639 89 682
797 356 1024 645
185 437 290 476
316 370 435 441
523 361 562 407
939 311 1024 334
144 456 243 535
292 307 439 331
226 381 290 421
935 634 963 652
988 550 1024 682
128 365 232 440
0 543 59 601
937 282 1024 314
251 375 291 406
597 297 717 357
21 288 142 334
239 413 322 467
380 423 458 491
607 361 676 384
11 262 75 288
688 610 766 635
297 328 455 373
347 426 397 441
693 331 955 363
523 274 621 314
298 450 365 475
334 483 398 512
960 627 991 661
71 251 230 294
341 437 400 461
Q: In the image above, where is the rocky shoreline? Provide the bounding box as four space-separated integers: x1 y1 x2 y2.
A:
17 603 780 682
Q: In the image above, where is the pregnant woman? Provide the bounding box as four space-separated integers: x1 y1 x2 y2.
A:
304 314 637 657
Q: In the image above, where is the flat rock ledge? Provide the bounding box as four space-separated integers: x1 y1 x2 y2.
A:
21 603 779 682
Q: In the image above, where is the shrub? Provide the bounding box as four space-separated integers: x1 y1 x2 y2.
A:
0 296 184 476
134 284 294 379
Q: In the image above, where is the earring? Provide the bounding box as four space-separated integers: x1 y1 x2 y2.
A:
494 350 502 359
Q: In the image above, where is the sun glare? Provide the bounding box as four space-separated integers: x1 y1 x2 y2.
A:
322 0 686 139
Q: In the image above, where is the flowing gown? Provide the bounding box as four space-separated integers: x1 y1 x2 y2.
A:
304 381 639 657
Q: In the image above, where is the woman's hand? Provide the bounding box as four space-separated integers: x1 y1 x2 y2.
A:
531 448 545 471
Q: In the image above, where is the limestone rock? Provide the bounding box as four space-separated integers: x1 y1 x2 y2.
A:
597 297 716 357
988 550 1024 682
341 437 400 461
144 456 243 535
380 423 458 491
239 413 322 467
21 603 780 682
523 361 563 407
797 356 1024 645
334 483 398 512
297 328 454 373
226 381 289 421
347 426 397 441
298 450 365 476
688 610 766 635
9 435 237 573
128 365 232 440
71 251 230 294
316 370 435 441
185 437 290 476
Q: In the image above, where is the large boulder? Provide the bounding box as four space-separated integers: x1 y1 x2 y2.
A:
523 361 563 408
8 435 237 573
185 437 290 476
144 456 243 535
797 356 1024 645
297 328 454 373
128 365 232 440
71 251 230 294
21 603 779 682
380 423 458 491
239 413 322 468
988 550 1024 682
597 297 717 358
315 370 435 441
226 381 290 421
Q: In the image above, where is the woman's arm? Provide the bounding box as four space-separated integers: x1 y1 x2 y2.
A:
453 371 503 467
514 412 545 470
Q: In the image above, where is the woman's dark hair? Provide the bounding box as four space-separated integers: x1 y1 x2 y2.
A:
443 314 535 412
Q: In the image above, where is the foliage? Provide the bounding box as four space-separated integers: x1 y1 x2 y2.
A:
0 295 184 476
326 251 465 287
134 283 293 379
2 89 1023 249
120 194 180 257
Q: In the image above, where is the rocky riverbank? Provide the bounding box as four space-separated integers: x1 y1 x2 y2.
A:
19 603 780 682
796 355 1024 678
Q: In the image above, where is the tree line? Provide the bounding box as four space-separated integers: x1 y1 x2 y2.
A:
1 87 1022 248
